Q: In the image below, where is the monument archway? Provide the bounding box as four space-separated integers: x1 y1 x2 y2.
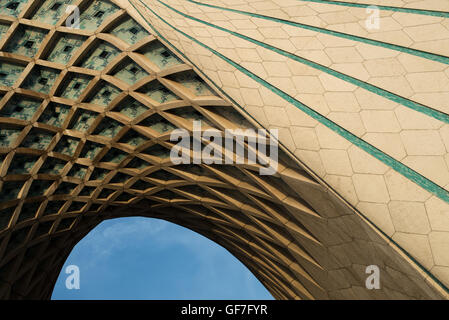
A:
0 0 447 300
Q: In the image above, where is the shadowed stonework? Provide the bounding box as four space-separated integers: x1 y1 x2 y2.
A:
0 0 449 300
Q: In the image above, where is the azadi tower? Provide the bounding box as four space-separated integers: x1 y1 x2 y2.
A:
0 0 448 300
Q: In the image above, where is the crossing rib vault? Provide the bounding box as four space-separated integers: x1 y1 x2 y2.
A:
0 0 449 300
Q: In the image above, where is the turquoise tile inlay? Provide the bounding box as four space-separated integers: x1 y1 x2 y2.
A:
70 109 98 132
86 81 121 106
0 1 28 18
79 0 119 31
138 80 179 103
8 154 40 174
80 41 120 71
59 73 93 101
0 61 25 87
22 66 59 95
110 17 150 45
47 33 86 65
0 95 42 121
139 41 182 70
0 127 21 147
111 58 149 85
5 25 47 58
166 70 215 97
114 96 149 119
38 102 70 127
31 0 72 25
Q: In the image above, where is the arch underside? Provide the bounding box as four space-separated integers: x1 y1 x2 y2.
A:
0 0 447 300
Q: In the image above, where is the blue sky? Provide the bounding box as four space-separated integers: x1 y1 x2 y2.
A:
51 217 273 300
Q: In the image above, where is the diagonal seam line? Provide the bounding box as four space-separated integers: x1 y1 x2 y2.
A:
161 0 449 125
187 0 449 66
131 0 449 295
297 0 449 18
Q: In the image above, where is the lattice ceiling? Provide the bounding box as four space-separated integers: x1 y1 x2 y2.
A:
0 0 336 299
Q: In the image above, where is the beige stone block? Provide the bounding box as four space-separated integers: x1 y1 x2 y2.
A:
400 130 446 156
392 233 434 270
354 88 398 110
331 63 370 81
318 73 357 92
324 47 363 64
403 156 449 187
236 48 262 62
328 112 366 136
426 197 449 232
363 58 405 77
324 92 360 112
294 149 326 177
404 23 449 42
361 110 401 133
363 133 406 160
285 104 317 128
431 266 449 289
357 202 395 237
395 107 443 130
263 106 290 127
352 174 390 203
397 53 447 73
240 87 264 107
429 232 449 266
290 127 320 151
385 170 431 202
325 175 359 206
262 61 292 77
392 12 443 27
389 201 431 235
315 124 351 150
355 43 399 60
320 149 353 176
348 145 389 174
319 11 359 25
296 94 330 116
292 76 325 94
406 72 449 93
370 76 414 98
